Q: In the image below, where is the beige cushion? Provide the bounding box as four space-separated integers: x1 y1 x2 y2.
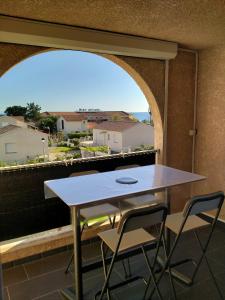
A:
80 203 119 220
124 193 159 207
166 212 209 234
98 228 155 253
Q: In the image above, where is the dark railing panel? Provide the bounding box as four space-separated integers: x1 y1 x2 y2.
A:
0 151 156 241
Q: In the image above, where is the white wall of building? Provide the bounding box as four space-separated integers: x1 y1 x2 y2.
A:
56 117 87 133
0 116 27 128
93 123 154 152
93 129 122 152
0 127 49 163
122 123 154 150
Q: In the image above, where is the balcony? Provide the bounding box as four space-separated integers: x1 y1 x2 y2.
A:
0 150 224 299
2 221 225 299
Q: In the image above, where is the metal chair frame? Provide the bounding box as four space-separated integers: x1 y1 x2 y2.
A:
148 191 225 300
96 203 176 300
65 214 116 274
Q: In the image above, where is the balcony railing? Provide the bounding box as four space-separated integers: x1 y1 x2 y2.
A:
0 150 157 241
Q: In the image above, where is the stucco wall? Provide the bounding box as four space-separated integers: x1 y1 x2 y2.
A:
93 129 122 152
0 128 48 162
194 46 225 220
167 50 197 212
122 123 154 150
56 117 87 133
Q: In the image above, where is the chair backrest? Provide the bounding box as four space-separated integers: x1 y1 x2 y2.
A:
115 164 140 170
183 191 224 217
69 170 99 177
117 203 168 234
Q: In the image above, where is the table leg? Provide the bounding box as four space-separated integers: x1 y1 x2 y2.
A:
72 207 83 300
0 264 3 300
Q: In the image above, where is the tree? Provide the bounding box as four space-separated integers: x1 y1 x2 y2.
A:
4 105 27 116
25 102 41 121
38 116 57 133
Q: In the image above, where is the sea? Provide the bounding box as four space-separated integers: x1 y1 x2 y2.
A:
130 112 151 122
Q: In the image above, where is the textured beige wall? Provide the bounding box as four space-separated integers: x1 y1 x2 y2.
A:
1 0 225 49
194 46 225 220
167 50 196 212
0 43 197 212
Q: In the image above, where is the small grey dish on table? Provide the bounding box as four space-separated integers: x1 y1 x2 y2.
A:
116 177 138 184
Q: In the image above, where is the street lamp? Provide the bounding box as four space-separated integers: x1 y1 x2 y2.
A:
41 137 46 161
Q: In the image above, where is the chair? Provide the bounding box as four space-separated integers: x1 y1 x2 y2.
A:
65 170 120 274
149 191 225 300
96 203 174 300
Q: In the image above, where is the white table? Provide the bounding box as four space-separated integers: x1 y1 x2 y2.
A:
44 164 205 300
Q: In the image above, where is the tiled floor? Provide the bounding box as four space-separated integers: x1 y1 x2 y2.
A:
3 225 225 300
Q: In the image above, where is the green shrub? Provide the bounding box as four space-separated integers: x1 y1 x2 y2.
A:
73 152 82 159
81 145 108 153
68 132 93 139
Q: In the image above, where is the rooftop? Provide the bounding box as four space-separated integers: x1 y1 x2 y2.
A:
94 121 145 132
0 124 19 135
42 111 130 122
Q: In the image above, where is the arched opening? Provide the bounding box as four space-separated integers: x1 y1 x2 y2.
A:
0 49 163 163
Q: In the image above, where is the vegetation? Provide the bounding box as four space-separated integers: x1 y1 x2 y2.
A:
134 144 154 151
4 102 41 121
25 102 42 121
68 131 93 139
50 146 76 153
4 105 27 116
81 145 108 153
38 115 58 133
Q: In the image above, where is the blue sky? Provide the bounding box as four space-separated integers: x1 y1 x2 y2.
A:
0 50 149 113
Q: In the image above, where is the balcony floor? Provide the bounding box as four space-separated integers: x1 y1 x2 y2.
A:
3 224 225 300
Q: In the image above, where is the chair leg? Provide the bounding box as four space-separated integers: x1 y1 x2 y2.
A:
162 234 177 300
108 215 116 228
121 257 132 279
101 241 111 300
141 246 163 300
148 228 182 300
193 230 224 300
99 249 118 300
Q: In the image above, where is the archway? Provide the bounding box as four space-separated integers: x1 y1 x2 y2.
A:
0 48 164 162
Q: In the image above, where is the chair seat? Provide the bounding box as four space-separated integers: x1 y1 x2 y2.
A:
166 212 209 234
80 203 119 220
124 193 159 207
98 228 155 253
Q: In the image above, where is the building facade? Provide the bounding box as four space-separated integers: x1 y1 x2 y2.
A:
93 121 154 152
0 125 49 163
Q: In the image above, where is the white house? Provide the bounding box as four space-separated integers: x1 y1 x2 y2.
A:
42 111 132 134
0 125 49 163
93 121 154 152
56 115 88 133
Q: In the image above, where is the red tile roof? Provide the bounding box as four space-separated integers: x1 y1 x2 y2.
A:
41 111 131 122
93 121 139 132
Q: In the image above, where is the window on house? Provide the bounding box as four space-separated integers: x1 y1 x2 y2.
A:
108 134 110 140
61 119 64 130
5 143 17 154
